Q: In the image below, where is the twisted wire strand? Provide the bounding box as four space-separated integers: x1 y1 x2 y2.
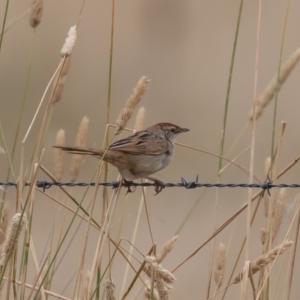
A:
0 176 299 194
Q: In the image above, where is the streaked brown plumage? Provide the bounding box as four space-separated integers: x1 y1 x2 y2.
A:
53 122 189 193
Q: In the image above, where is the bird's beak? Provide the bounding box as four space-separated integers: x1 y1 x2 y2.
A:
179 128 189 133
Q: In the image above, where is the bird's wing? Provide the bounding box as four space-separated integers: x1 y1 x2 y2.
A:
108 131 169 155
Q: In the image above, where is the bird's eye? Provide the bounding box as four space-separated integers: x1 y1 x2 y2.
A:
170 128 176 133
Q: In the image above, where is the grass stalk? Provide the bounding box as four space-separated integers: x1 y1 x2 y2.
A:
120 189 145 295
31 183 99 300
0 121 16 182
0 0 10 54
285 196 300 300
270 0 291 174
20 162 39 300
72 164 105 299
218 0 243 170
106 0 115 136
86 181 122 299
242 4 262 299
1 30 36 204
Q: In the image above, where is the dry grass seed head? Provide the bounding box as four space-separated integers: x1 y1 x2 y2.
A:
155 235 179 264
0 213 27 272
144 258 175 300
115 76 150 134
214 242 227 287
233 239 293 283
260 228 268 245
61 25 77 57
134 106 146 132
156 276 170 300
53 129 65 180
70 116 89 182
249 48 300 121
145 256 176 285
51 56 71 104
30 0 43 28
104 278 116 300
272 188 287 243
0 201 10 246
264 157 271 177
144 286 159 300
82 270 91 300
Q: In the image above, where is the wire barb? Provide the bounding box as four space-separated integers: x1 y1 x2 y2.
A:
181 175 199 189
261 176 272 197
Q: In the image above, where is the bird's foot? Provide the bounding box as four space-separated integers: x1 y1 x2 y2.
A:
142 177 165 195
123 179 136 194
143 177 165 195
153 179 165 195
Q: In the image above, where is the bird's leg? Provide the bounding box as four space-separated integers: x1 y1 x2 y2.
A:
123 179 136 194
144 176 165 195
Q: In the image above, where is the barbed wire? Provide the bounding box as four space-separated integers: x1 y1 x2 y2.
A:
1 176 300 195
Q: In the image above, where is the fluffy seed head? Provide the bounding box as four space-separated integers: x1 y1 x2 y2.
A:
115 76 150 134
156 276 170 300
70 117 89 182
61 26 77 57
30 0 43 28
214 243 227 287
249 48 300 121
0 201 10 246
155 235 179 264
104 279 116 300
145 256 176 285
134 106 146 132
144 285 159 300
260 228 268 245
52 56 71 104
0 213 27 272
233 239 293 283
82 270 91 300
272 188 287 243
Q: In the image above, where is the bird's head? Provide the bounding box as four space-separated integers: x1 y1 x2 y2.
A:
152 122 189 144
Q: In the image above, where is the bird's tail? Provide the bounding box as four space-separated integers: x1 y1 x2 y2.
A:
52 146 104 158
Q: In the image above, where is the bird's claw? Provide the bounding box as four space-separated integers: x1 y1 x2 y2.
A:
153 181 165 195
123 180 136 194
125 185 136 194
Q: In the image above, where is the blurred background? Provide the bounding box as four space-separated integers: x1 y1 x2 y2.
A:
1 0 300 299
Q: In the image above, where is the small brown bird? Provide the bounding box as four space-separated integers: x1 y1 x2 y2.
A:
54 122 189 193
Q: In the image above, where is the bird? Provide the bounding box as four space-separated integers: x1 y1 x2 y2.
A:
53 122 189 194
